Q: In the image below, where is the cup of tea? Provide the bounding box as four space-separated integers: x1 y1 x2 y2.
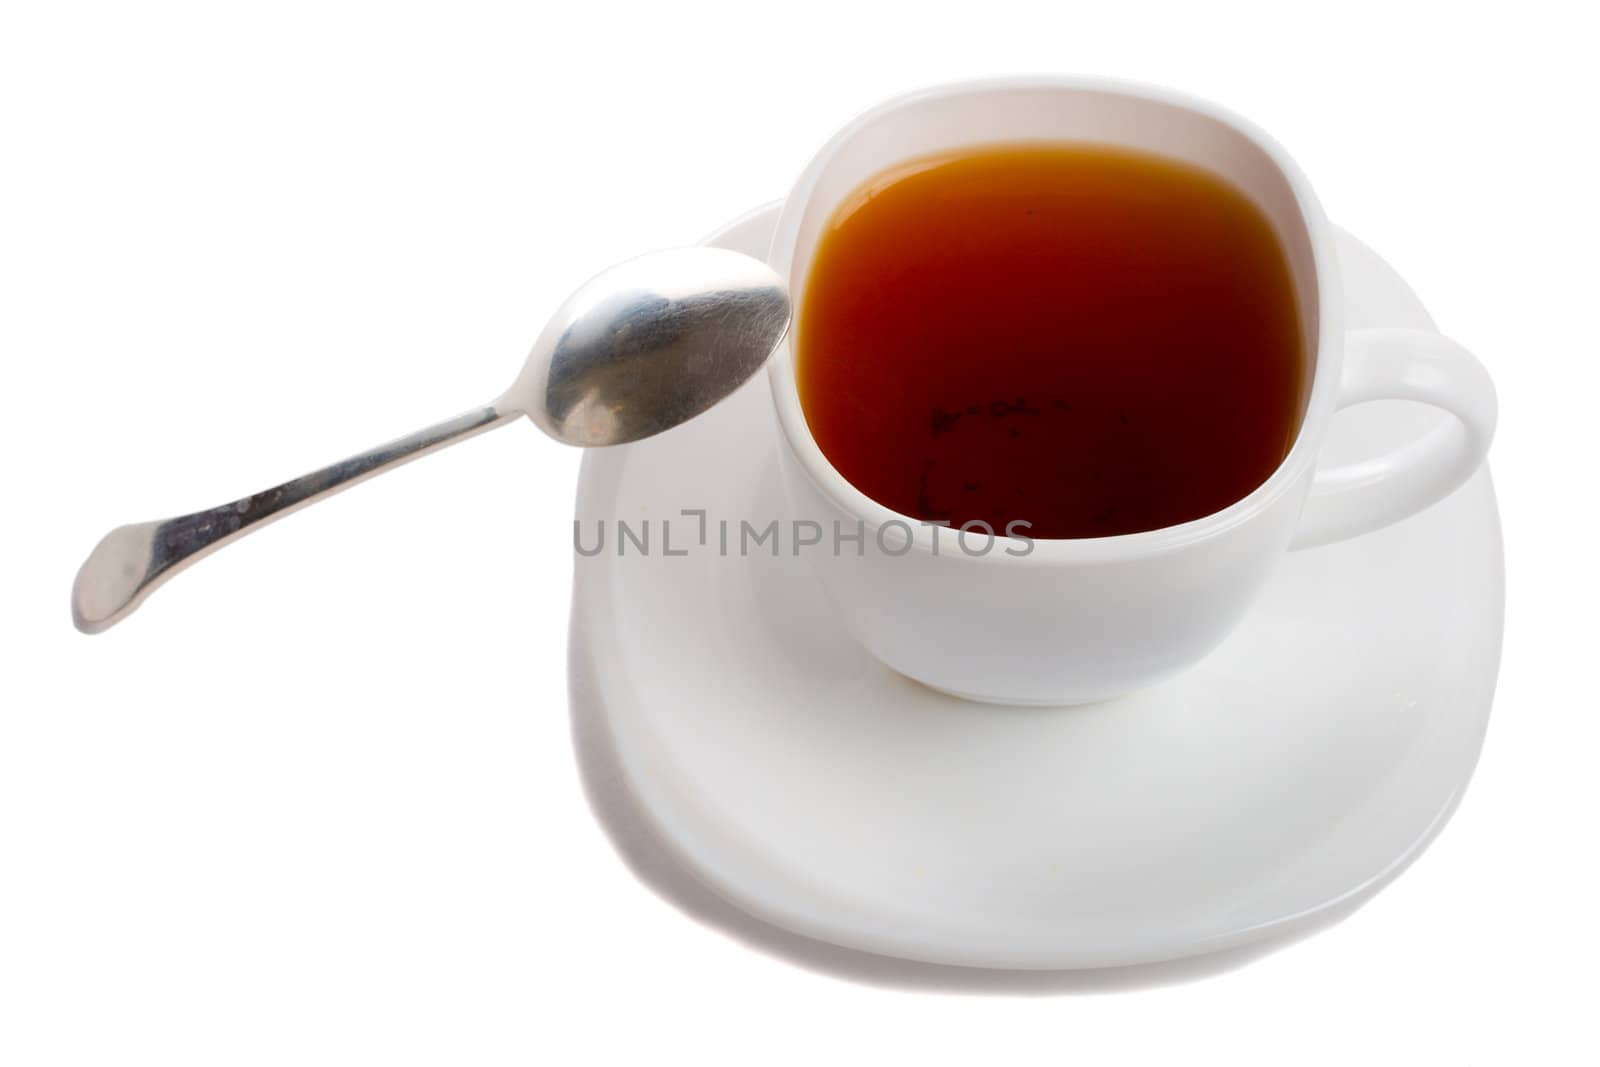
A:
766 76 1497 705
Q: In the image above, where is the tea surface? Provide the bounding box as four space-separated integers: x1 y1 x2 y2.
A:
797 143 1305 539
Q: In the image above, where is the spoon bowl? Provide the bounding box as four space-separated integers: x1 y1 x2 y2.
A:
517 248 792 447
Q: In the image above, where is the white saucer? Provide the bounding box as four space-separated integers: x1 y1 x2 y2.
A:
570 204 1503 970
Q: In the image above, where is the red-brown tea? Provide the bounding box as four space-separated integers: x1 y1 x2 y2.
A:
796 143 1305 539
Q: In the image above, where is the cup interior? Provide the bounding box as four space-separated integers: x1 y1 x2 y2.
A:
768 81 1335 549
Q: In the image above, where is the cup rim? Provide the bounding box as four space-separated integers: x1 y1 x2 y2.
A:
765 75 1343 565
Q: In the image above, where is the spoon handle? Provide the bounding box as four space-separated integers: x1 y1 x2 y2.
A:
72 403 520 634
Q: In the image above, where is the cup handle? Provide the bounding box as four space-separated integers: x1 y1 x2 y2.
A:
1291 327 1497 550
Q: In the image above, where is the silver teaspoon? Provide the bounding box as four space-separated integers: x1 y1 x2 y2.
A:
72 248 791 634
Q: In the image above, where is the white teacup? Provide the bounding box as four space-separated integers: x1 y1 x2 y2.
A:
766 77 1498 706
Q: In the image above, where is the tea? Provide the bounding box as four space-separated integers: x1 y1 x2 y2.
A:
796 143 1305 540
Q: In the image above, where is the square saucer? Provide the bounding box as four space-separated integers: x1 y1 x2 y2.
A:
569 204 1502 970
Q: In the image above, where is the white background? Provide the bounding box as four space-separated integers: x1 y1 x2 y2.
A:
2 1 1596 1063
